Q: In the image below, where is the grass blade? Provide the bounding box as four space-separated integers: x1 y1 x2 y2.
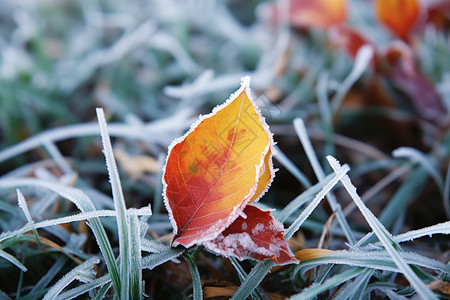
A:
0 178 120 296
289 268 364 299
96 108 132 299
128 209 143 300
0 249 27 272
330 45 374 113
294 118 356 245
327 156 438 300
229 257 263 300
230 260 275 300
141 247 184 270
43 257 99 300
285 163 350 240
273 145 311 188
58 275 111 300
183 252 203 300
16 189 40 245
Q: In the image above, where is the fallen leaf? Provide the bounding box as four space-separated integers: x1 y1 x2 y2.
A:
115 148 160 181
204 205 298 265
428 280 450 295
426 1 450 31
381 41 446 120
290 0 347 29
260 0 347 30
374 0 421 40
295 248 335 261
328 24 374 61
163 77 297 264
203 285 238 299
287 231 306 253
317 211 336 249
163 77 273 247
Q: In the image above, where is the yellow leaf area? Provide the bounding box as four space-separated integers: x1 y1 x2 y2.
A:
249 147 272 203
163 77 274 247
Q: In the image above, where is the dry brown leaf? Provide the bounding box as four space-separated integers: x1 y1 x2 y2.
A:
428 280 450 294
287 231 306 253
114 148 159 181
203 286 238 298
31 235 83 264
295 248 335 261
317 211 336 249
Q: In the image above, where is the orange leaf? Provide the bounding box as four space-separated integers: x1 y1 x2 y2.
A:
163 77 274 248
295 248 335 261
263 0 347 30
290 0 347 29
375 0 421 40
204 205 298 265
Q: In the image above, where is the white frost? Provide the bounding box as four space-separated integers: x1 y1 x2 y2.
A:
239 210 248 219
204 232 274 259
252 223 265 235
241 222 247 231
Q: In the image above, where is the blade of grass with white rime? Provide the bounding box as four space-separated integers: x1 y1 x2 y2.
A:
327 156 438 299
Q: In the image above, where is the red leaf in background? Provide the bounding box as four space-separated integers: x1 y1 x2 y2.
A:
163 78 273 248
327 26 446 121
382 41 446 120
204 205 298 265
328 24 375 61
260 0 347 30
375 0 421 41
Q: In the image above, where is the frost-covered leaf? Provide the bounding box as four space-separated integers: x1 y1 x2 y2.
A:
204 205 297 265
163 77 274 248
162 77 297 264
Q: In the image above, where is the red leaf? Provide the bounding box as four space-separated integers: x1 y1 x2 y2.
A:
382 41 446 120
426 1 450 31
328 24 375 61
260 0 347 30
204 205 298 265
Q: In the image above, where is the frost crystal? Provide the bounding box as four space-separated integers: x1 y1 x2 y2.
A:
241 222 247 231
252 223 265 235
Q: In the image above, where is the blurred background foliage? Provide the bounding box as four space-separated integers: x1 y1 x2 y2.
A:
1 0 447 212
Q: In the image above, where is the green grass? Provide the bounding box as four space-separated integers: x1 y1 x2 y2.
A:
0 0 449 299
